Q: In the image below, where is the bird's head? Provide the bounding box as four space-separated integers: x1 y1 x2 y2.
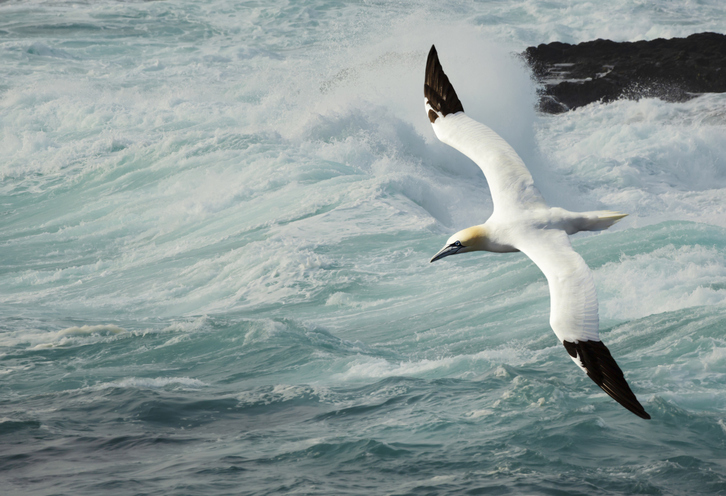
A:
430 225 488 263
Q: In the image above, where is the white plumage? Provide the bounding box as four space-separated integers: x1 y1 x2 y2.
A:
425 45 649 419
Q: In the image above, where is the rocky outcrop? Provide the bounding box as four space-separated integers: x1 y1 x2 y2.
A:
524 32 726 113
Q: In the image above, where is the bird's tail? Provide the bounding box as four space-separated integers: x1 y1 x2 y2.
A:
577 210 628 232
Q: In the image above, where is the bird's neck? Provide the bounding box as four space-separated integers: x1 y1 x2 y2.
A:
473 223 519 253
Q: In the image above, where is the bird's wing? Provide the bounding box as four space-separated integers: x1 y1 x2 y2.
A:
516 228 650 419
424 45 546 212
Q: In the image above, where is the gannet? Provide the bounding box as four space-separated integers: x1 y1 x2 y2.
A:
425 45 650 419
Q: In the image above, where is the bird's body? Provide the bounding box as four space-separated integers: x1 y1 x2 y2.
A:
425 45 650 419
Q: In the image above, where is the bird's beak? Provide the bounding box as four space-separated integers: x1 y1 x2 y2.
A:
430 244 462 263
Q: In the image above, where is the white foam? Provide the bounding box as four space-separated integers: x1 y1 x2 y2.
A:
97 377 208 390
464 409 494 419
236 384 332 406
537 95 726 227
28 324 127 349
57 324 126 337
332 345 544 382
597 244 726 321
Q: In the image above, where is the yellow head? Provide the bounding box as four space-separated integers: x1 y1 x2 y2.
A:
430 225 488 263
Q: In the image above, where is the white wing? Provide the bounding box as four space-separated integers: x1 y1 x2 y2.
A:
516 229 600 344
516 228 650 419
424 46 546 213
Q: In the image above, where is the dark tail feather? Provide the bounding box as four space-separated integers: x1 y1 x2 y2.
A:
424 45 464 123
563 340 651 419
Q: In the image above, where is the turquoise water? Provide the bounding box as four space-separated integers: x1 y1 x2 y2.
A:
2 1 726 494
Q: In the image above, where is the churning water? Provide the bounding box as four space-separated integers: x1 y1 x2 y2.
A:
2 1 726 494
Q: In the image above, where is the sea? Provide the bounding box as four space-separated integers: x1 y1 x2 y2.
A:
2 0 726 494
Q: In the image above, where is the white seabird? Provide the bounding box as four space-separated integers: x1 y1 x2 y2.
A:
425 45 650 419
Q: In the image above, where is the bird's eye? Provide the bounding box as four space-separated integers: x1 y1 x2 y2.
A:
453 241 462 247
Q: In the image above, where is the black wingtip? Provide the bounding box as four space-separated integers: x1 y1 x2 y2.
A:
424 45 464 122
564 340 651 420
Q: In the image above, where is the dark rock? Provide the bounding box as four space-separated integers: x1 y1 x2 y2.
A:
523 32 726 113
